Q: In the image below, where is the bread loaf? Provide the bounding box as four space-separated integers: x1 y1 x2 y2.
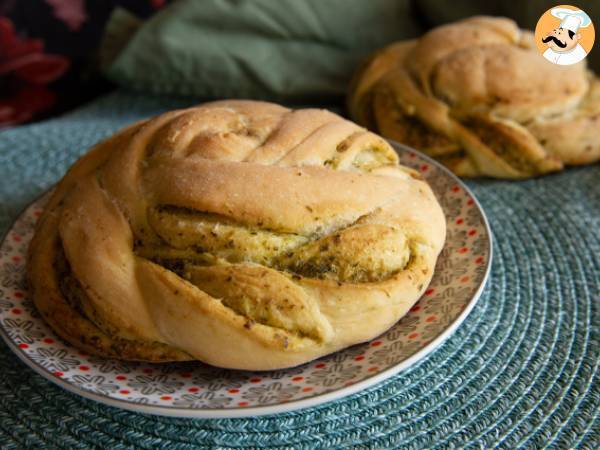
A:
28 100 446 370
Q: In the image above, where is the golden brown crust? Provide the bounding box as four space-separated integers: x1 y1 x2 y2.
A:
28 100 446 370
27 129 191 362
348 16 600 179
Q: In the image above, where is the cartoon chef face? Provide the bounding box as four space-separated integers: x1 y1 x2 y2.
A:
537 7 593 66
542 27 581 53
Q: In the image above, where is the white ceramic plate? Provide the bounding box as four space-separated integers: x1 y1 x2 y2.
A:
0 142 492 418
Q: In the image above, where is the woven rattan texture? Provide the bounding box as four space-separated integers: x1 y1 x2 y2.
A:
0 92 598 449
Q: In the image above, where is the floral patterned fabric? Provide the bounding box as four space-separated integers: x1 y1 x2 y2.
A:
0 0 169 127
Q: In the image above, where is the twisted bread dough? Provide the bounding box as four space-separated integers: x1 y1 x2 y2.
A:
348 16 600 179
28 100 445 370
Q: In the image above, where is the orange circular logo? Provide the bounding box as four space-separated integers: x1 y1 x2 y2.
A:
534 5 595 65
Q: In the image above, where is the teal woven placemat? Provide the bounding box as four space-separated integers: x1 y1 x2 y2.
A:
0 91 598 449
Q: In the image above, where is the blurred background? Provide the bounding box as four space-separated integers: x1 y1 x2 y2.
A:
1 0 598 127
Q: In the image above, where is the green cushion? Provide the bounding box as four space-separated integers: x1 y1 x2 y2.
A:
103 0 420 101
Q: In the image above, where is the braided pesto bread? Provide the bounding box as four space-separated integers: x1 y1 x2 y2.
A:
28 100 445 370
348 16 600 179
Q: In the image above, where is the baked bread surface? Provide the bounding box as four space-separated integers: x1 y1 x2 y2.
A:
348 16 600 179
28 100 446 370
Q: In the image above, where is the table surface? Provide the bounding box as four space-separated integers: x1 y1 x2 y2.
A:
0 91 598 449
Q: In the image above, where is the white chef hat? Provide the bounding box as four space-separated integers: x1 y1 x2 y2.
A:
551 7 592 33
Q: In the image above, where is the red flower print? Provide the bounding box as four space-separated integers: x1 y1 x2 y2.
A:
0 17 69 127
45 0 87 31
